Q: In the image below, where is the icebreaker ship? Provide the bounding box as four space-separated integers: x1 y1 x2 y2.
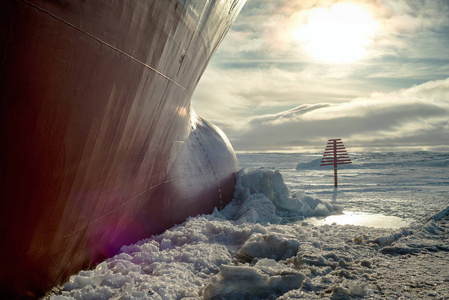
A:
0 0 245 297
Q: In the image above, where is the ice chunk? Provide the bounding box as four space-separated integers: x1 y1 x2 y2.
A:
202 262 305 299
422 220 446 234
237 233 301 261
231 168 339 219
234 193 282 224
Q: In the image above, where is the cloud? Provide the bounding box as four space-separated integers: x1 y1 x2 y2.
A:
215 0 449 63
193 63 379 128
192 0 449 152
227 78 449 152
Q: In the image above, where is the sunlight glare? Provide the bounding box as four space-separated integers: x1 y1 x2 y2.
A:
294 3 379 63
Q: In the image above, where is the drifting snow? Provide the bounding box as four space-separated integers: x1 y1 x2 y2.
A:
48 163 449 299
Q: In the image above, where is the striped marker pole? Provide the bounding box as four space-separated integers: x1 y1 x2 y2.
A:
320 139 352 188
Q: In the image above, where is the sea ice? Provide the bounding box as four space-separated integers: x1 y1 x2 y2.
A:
47 155 449 299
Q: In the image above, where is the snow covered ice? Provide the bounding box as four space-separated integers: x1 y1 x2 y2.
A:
48 152 449 299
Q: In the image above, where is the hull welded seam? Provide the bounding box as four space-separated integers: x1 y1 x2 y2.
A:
190 119 224 209
20 0 190 94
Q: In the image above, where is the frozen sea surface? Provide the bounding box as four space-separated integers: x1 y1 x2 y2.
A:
48 152 449 299
241 151 449 223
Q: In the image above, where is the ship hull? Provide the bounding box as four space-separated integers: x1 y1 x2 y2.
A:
0 0 244 298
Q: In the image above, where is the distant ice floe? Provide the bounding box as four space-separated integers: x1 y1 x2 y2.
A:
296 152 449 170
296 158 359 170
48 167 449 299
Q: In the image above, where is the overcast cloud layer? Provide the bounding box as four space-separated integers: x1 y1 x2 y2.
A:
192 0 449 152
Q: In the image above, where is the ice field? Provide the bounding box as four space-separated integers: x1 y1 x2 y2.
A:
48 152 449 299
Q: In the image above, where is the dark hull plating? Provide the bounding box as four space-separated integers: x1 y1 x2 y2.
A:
0 0 244 297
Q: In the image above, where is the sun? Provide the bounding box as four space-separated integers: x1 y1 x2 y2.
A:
293 3 379 64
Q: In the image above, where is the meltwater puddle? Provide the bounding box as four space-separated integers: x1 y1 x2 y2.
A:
309 211 411 229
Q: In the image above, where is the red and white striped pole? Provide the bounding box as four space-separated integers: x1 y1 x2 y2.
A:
333 140 338 188
320 139 352 188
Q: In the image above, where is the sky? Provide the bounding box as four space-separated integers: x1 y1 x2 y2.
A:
192 0 449 153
